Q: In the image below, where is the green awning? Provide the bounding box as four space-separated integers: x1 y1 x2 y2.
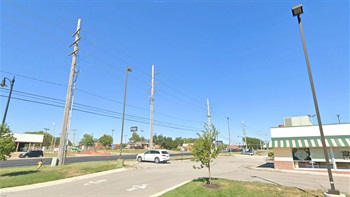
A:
269 135 350 148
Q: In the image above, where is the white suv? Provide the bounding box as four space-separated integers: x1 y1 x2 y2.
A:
136 150 170 163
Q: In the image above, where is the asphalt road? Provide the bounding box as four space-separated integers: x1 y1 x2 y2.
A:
1 155 350 197
0 152 192 168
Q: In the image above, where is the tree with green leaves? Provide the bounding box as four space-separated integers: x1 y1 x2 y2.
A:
129 132 141 142
192 124 221 185
79 134 95 148
25 131 52 147
243 136 263 150
99 134 113 147
0 125 16 161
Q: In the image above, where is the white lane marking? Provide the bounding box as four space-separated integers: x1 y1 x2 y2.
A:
126 184 148 191
84 179 107 186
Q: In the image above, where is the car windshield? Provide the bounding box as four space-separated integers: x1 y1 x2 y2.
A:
161 151 169 154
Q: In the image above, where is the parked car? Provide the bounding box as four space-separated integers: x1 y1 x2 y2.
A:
241 149 254 156
136 149 170 163
69 147 80 152
19 150 44 158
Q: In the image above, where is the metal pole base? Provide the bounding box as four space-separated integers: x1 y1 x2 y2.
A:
324 190 343 197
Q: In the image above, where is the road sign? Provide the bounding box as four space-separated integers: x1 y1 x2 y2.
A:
130 126 138 132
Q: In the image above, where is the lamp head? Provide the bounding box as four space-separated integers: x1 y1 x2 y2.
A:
127 67 133 72
292 4 303 17
0 78 6 87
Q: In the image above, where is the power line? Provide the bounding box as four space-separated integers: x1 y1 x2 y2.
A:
0 91 202 132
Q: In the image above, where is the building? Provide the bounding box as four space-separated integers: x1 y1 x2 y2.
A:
269 117 350 172
13 133 44 152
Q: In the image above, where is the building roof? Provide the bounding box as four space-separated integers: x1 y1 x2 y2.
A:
13 133 44 143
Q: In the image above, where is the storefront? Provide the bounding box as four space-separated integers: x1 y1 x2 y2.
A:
270 123 350 171
13 133 44 152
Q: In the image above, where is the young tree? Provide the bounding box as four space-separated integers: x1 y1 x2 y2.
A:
99 134 113 147
192 124 221 185
0 125 16 161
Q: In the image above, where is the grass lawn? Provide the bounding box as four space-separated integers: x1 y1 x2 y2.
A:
161 178 327 197
0 160 124 188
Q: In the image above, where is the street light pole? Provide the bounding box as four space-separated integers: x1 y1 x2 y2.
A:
119 67 132 160
1 76 15 125
112 129 114 144
227 117 231 154
292 4 339 195
337 114 340 124
51 122 56 150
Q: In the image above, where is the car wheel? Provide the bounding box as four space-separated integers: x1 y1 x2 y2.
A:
154 157 160 164
137 157 142 162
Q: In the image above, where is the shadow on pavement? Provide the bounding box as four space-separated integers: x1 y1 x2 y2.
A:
257 162 274 168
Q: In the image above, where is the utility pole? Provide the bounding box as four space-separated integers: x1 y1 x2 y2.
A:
57 19 81 166
242 121 247 150
44 128 50 133
149 65 156 150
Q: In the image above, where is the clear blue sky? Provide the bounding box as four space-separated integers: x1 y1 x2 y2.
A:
1 0 349 145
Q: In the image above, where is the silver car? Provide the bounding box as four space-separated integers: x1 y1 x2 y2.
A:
136 150 170 163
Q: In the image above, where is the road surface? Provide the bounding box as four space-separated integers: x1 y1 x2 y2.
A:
1 155 349 197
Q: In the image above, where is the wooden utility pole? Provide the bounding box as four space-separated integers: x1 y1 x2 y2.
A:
149 65 155 149
57 19 81 166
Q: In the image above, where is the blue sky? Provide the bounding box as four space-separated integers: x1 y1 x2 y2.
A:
1 0 349 145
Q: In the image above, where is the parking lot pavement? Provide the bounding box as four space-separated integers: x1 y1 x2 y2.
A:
2 155 349 196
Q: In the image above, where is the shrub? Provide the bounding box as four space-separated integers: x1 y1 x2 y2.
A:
268 151 274 158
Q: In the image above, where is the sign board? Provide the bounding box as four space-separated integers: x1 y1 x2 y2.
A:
130 126 138 132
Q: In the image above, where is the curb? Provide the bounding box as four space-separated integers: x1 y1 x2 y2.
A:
149 180 192 197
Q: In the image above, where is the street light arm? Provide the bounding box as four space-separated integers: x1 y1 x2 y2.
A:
0 77 15 87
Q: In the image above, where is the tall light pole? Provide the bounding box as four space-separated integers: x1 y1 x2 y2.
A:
227 117 231 148
308 114 316 124
112 129 114 144
51 122 56 150
1 76 15 125
91 133 94 149
119 67 132 160
336 114 340 124
292 4 339 195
